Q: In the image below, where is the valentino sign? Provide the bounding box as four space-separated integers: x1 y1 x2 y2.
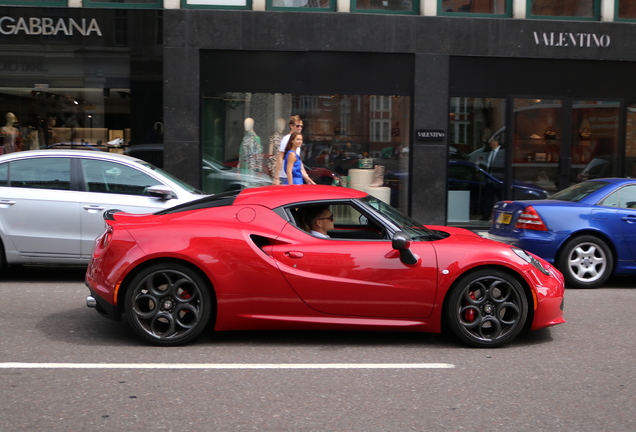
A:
533 31 610 48
0 16 102 36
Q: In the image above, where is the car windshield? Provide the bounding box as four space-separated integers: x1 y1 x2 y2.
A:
137 161 206 195
361 195 434 239
548 181 609 202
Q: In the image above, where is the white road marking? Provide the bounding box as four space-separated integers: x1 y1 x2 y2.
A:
0 362 454 370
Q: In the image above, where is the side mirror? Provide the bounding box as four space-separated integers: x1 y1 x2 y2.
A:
146 185 176 200
392 231 418 265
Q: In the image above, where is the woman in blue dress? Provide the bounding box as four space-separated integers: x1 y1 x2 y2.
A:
284 132 315 185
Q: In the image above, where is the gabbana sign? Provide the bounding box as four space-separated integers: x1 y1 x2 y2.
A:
0 16 102 36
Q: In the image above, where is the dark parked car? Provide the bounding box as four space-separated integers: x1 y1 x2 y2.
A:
577 155 636 182
386 160 549 210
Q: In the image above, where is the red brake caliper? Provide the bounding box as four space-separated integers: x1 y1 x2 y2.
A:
465 292 476 322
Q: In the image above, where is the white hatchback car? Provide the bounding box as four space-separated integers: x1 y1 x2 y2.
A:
0 150 206 266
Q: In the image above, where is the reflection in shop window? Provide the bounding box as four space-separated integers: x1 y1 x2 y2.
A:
268 0 334 9
85 0 162 7
201 93 410 212
182 0 251 9
529 0 598 19
440 0 510 15
626 105 636 177
618 0 636 20
447 97 507 226
0 87 131 154
571 101 619 184
352 0 419 14
371 119 391 142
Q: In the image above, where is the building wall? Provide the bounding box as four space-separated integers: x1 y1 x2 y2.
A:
164 9 636 223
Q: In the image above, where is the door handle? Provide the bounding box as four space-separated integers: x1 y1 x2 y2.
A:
0 200 16 207
284 251 304 259
83 205 105 212
621 215 636 223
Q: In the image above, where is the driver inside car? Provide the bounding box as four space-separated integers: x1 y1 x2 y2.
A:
303 205 334 239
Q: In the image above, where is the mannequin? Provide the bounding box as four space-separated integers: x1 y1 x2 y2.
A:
237 117 263 187
267 117 286 178
1 112 22 153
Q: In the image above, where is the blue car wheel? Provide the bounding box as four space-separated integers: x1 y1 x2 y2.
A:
556 235 613 289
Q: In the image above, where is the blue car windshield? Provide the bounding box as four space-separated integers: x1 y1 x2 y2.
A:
361 196 433 238
548 181 609 202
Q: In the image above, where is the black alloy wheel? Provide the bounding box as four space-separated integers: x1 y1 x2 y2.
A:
446 269 528 348
124 263 213 346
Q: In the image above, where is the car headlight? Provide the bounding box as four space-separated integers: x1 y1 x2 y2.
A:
512 247 550 275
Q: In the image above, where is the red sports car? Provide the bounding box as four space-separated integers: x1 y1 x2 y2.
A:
85 185 565 348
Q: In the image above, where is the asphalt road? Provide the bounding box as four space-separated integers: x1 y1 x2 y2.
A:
1 266 635 431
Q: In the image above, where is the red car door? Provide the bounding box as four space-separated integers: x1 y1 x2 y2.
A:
269 223 438 319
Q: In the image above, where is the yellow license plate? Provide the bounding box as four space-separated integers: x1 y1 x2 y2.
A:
497 212 512 225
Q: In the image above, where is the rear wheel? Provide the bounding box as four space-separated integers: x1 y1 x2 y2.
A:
446 269 528 348
557 235 612 289
124 262 213 346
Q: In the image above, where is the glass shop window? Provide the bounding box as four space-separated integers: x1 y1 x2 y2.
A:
570 100 620 184
528 0 599 19
439 0 510 16
624 104 636 178
447 97 507 227
84 0 162 8
352 0 420 15
202 93 411 213
267 0 335 11
618 0 636 20
0 87 131 154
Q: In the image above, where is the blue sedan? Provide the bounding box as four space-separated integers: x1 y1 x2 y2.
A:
488 178 636 288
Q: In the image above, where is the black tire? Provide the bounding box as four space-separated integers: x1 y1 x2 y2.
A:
124 262 213 346
446 269 528 348
556 235 613 289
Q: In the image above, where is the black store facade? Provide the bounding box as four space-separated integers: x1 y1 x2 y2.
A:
3 6 636 228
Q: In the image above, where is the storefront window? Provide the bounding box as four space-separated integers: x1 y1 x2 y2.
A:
528 0 599 19
626 105 636 177
439 0 510 16
352 0 420 14
0 1 66 5
181 0 251 9
202 93 410 212
618 0 636 20
447 97 506 226
571 101 620 183
267 0 335 10
0 9 163 156
0 87 130 152
512 99 562 194
85 0 162 8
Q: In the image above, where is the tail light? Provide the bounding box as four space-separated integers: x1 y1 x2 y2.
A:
515 206 548 231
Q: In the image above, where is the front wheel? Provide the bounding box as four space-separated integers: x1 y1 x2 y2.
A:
557 235 612 289
124 263 213 346
446 269 528 348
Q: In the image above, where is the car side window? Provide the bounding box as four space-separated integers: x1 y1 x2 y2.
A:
600 185 636 209
290 202 385 240
0 163 7 187
9 157 71 190
80 159 164 196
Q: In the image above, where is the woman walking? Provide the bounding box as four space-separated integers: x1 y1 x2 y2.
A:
284 132 315 185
